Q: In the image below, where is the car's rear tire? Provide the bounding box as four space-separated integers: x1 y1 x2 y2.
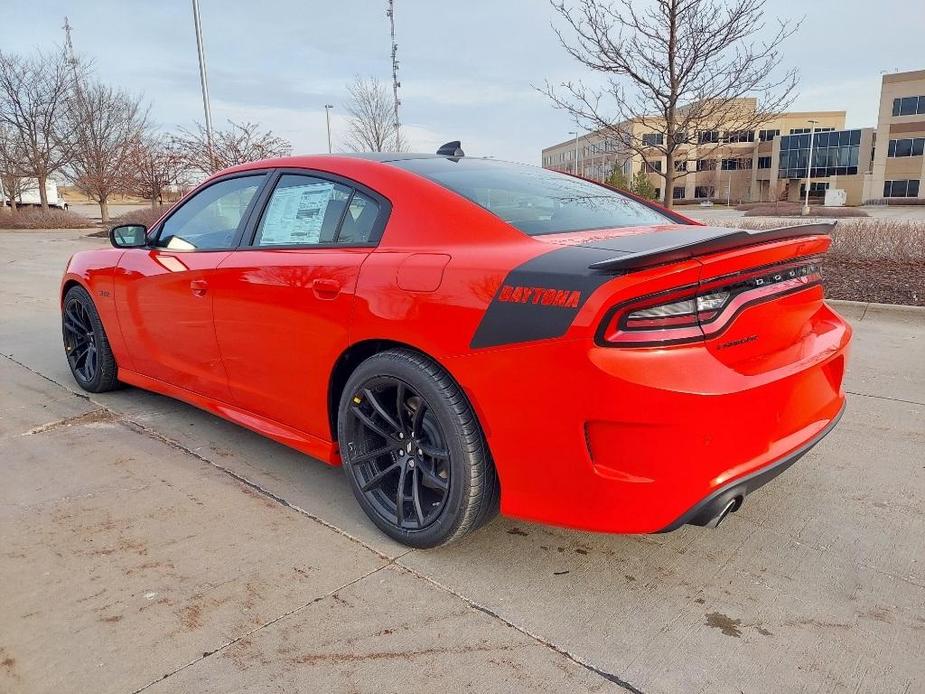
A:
337 348 499 548
62 285 120 393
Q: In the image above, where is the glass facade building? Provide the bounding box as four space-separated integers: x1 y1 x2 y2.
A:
778 129 862 179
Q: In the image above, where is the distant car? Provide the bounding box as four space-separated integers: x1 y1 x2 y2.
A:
60 148 851 547
699 199 714 207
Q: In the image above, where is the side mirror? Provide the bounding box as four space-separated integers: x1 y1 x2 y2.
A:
109 224 148 249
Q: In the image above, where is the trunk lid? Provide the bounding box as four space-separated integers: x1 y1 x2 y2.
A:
575 224 834 363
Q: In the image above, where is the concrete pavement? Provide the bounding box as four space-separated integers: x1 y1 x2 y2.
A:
1 230 923 693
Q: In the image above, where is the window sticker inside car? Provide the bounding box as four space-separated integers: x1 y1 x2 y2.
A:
260 182 335 245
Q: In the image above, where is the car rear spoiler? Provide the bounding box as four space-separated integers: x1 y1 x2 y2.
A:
587 222 836 272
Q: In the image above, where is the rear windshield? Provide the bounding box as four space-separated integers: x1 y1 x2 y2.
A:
389 157 669 235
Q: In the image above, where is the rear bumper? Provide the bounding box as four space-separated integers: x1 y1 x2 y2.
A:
447 300 851 535
659 401 845 531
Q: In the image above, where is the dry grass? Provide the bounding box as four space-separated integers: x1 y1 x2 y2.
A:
737 202 868 217
700 217 925 260
0 209 95 229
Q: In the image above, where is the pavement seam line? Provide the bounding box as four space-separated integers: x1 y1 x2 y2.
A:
397 563 645 694
1 351 400 563
115 415 397 562
130 561 397 694
846 390 925 407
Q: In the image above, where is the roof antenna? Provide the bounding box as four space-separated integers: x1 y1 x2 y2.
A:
437 141 464 157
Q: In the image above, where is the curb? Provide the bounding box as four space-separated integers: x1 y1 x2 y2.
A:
828 299 925 320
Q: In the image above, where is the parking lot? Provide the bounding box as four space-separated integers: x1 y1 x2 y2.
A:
1 229 923 693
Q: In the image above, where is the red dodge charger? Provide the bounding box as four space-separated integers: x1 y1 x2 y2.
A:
61 148 851 547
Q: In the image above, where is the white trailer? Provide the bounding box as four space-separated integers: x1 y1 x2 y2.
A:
1 178 68 210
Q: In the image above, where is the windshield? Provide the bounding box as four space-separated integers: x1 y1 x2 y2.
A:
389 157 670 235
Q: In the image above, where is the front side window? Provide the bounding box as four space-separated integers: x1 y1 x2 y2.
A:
157 175 264 250
388 158 669 235
254 174 381 247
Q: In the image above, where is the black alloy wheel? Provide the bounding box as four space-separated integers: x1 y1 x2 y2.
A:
344 376 451 530
338 349 498 548
63 297 98 384
62 285 119 392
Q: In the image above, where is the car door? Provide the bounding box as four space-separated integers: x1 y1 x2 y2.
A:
211 171 389 438
115 173 268 401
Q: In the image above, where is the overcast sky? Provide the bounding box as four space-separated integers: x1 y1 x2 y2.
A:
2 0 922 164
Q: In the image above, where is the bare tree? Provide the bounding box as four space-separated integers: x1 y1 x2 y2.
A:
171 120 291 175
0 125 27 213
542 0 798 208
0 49 77 209
64 81 147 223
130 134 186 208
344 76 405 152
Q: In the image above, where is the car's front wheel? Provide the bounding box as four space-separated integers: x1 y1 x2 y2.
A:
338 349 498 548
62 285 120 393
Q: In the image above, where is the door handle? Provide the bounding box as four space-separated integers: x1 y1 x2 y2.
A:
312 278 341 300
190 279 208 297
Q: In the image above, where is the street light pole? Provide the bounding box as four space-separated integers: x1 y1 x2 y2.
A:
323 105 334 153
191 0 214 170
568 131 579 175
802 119 819 215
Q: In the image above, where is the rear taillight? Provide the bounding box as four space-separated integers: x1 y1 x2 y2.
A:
599 258 822 346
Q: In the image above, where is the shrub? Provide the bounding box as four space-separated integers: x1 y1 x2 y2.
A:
694 216 925 305
697 217 925 259
0 208 95 229
864 198 925 206
106 205 173 231
741 202 868 217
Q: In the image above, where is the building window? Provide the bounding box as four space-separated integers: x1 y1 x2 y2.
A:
645 160 662 173
672 186 685 199
883 179 921 198
892 96 925 117
725 129 754 143
799 182 830 197
758 156 772 169
788 127 833 135
778 129 861 179
698 130 720 144
758 129 780 141
653 188 661 200
674 160 687 172
696 158 717 171
642 133 664 146
721 157 752 170
887 138 925 157
694 185 715 199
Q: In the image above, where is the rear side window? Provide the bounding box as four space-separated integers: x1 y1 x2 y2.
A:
389 158 668 235
338 191 380 244
254 174 380 246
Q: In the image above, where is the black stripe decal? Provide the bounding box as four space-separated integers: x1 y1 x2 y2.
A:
470 245 616 349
